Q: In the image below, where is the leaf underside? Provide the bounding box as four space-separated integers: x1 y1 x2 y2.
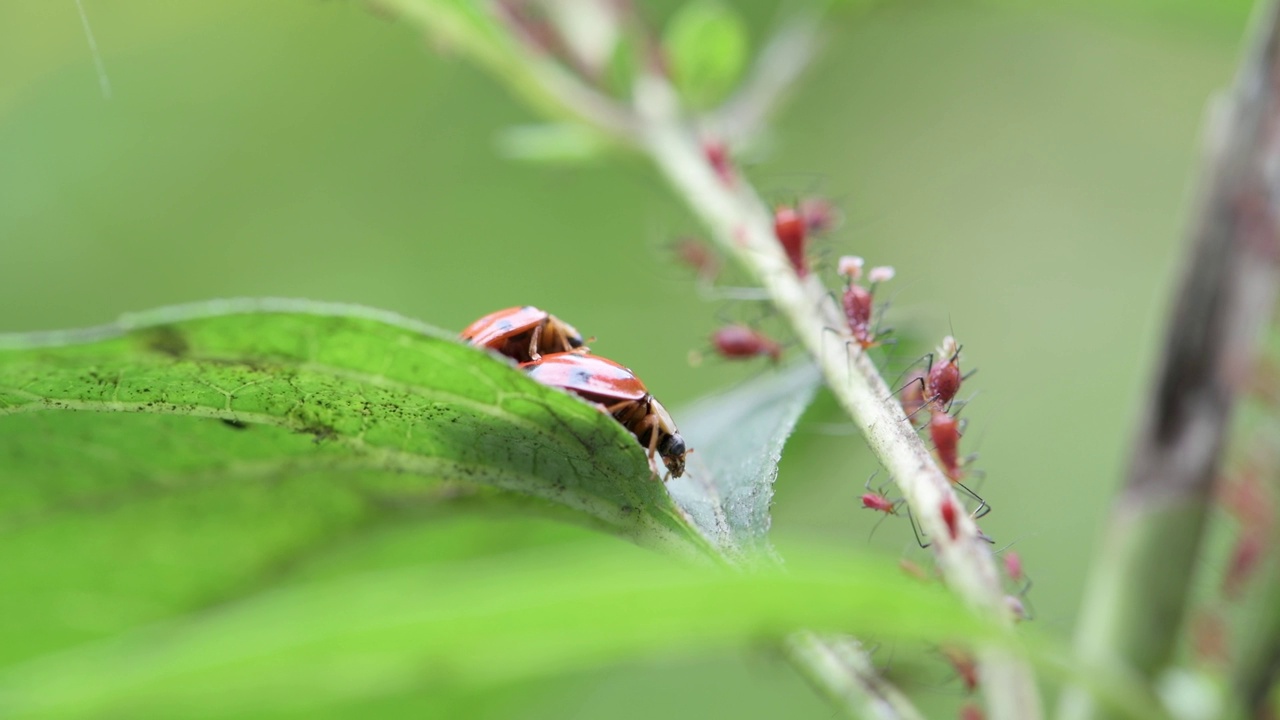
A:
669 362 822 559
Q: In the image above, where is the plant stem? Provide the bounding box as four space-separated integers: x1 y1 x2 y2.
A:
1060 2 1280 718
633 72 1040 720
784 632 926 720
1230 494 1280 715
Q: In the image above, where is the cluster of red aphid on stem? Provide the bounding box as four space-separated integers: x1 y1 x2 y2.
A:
858 336 990 543
694 142 1035 716
679 200 882 366
1192 455 1276 667
894 552 1030 714
682 156 995 547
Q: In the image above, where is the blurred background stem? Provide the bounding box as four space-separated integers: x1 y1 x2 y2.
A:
1059 1 1280 718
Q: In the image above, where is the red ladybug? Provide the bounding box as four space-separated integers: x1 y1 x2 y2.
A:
461 306 586 363
521 352 688 479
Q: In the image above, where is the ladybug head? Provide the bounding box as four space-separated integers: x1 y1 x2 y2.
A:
658 432 687 478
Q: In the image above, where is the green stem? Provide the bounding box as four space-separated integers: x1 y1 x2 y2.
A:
1060 2 1280 717
1230 470 1280 715
784 632 926 720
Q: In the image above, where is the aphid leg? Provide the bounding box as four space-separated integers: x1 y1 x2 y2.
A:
868 510 894 540
955 481 991 519
906 506 931 549
819 325 857 381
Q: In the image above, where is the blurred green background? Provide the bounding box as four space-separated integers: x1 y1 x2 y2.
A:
0 0 1259 716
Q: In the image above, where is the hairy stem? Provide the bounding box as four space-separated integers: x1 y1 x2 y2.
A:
633 72 1039 720
1060 2 1280 718
784 632 926 720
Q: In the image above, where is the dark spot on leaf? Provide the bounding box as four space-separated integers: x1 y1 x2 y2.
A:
298 422 337 443
221 418 250 430
143 326 190 358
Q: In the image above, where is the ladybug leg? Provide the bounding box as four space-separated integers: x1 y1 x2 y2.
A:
528 324 544 362
638 413 664 474
604 399 632 415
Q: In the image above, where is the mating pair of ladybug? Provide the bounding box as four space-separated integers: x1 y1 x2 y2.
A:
461 306 688 479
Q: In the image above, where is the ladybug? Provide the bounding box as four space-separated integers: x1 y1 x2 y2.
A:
461 306 586 363
521 352 688 479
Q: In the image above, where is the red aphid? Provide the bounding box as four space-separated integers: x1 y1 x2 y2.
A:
704 140 733 185
941 645 979 693
900 370 927 421
843 283 874 347
940 495 961 541
927 338 963 411
1224 531 1265 599
800 197 839 235
899 558 931 582
1005 594 1029 622
959 703 985 720
861 492 896 514
1221 465 1273 533
673 236 720 281
930 411 963 482
1191 610 1229 666
773 204 808 277
838 255 894 349
1003 551 1024 584
712 325 782 363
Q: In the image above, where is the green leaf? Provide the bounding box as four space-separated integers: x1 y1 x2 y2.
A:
669 362 822 559
664 0 750 110
0 299 717 666
0 539 987 718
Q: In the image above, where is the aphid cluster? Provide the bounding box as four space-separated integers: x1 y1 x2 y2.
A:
1219 461 1273 599
902 336 988 519
763 199 990 532
462 306 689 478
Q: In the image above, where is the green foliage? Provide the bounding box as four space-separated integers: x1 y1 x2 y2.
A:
0 300 990 718
663 0 750 110
0 537 983 717
0 299 706 548
0 300 720 665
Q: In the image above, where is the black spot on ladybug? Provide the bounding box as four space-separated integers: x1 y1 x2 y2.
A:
571 369 592 385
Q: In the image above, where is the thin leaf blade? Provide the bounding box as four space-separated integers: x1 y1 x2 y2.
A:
668 362 823 557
